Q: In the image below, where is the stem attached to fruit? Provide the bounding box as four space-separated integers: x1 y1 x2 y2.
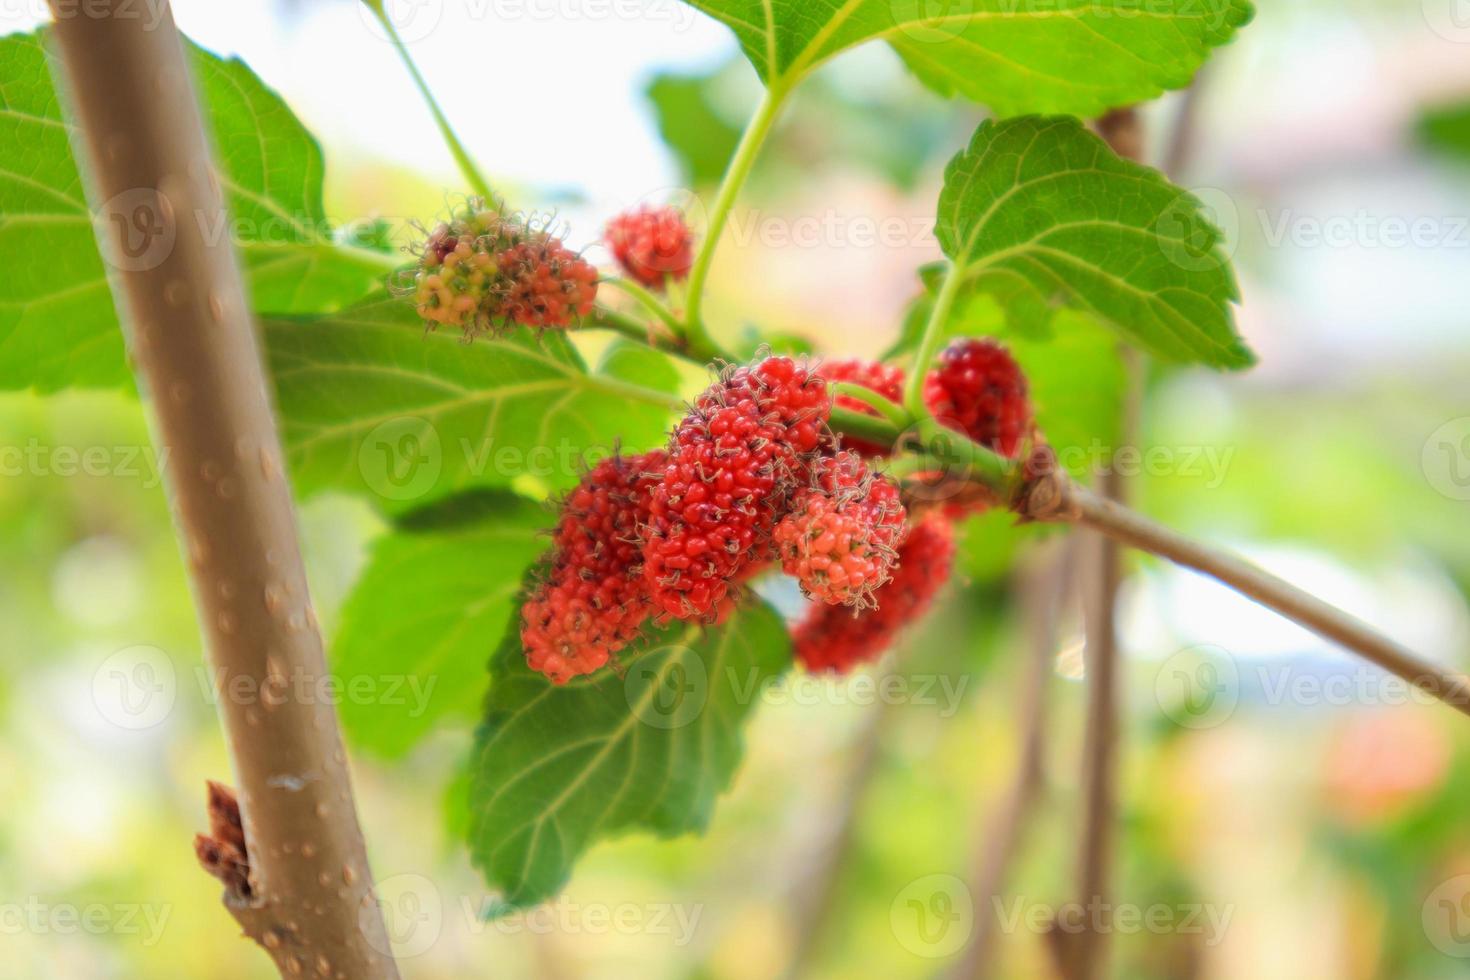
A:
599 277 688 340
831 382 910 429
683 85 788 354
595 329 1470 720
365 0 496 203
903 260 963 416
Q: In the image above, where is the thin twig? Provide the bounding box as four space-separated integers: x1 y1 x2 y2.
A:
952 545 1075 980
1064 113 1145 980
1163 66 1212 180
48 4 398 976
1066 485 1470 716
780 698 895 980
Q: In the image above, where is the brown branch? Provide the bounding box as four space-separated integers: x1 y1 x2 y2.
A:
47 4 399 976
1163 68 1212 180
781 696 895 980
1066 485 1470 716
951 546 1074 980
1062 505 1123 980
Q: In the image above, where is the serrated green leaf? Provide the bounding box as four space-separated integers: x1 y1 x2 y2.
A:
468 600 791 911
333 491 549 757
935 116 1252 369
0 30 391 392
264 297 681 508
679 0 1250 116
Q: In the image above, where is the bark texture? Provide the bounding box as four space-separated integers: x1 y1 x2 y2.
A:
46 4 400 976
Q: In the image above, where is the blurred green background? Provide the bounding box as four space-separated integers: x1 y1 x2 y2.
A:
4 0 1470 977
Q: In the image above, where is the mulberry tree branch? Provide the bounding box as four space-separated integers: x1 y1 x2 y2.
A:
1062 483 1470 715
563 325 1470 721
47 4 399 977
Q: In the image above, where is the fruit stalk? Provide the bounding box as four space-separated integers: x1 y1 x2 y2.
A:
46 4 399 976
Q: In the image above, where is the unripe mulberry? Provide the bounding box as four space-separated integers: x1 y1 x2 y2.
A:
409 201 597 336
924 338 1030 457
496 235 599 329
793 516 956 673
414 220 498 331
817 358 906 457
522 449 666 684
643 357 831 621
605 205 695 289
772 451 906 607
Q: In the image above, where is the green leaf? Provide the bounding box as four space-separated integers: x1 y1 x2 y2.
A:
646 56 950 190
468 600 791 911
645 69 745 185
1008 309 1127 464
333 490 549 757
0 30 391 392
264 297 680 508
1419 100 1470 164
679 0 1251 116
935 116 1252 369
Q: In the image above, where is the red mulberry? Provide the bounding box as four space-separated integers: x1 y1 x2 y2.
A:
642 357 830 621
924 338 1030 457
605 205 695 289
522 449 666 684
496 234 598 329
817 358 905 457
772 451 906 607
793 516 956 673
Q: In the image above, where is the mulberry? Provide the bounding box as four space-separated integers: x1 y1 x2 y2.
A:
605 205 695 289
410 201 597 336
772 451 906 607
522 449 666 684
642 357 830 620
924 338 1030 458
793 516 956 673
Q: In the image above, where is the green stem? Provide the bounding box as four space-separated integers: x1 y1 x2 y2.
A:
826 406 1016 492
829 406 901 450
587 306 693 359
915 417 1015 488
366 1 495 202
683 85 788 351
903 259 963 416
589 305 657 342
600 278 684 336
831 382 908 429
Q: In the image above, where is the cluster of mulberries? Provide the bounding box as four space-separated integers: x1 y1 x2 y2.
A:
772 451 906 607
517 339 1031 683
521 450 666 684
411 202 597 337
604 205 695 289
641 357 831 620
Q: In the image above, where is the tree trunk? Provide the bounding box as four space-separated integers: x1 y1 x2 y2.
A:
46 3 400 976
